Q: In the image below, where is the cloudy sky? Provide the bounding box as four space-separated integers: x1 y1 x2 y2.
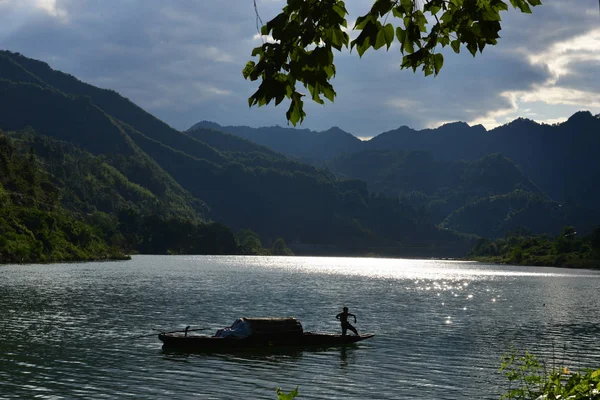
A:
1 0 599 138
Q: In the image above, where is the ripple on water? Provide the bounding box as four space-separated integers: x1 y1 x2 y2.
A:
1 256 599 399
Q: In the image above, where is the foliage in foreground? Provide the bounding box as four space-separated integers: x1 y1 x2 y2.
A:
499 350 600 399
273 352 600 399
276 386 299 400
245 0 541 125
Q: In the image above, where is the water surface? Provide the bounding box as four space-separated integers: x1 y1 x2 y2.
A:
1 256 599 399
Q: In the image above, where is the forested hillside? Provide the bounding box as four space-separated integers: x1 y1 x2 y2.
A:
0 50 473 259
198 114 600 239
326 151 597 237
367 114 600 212
0 129 242 259
0 130 127 263
470 226 600 269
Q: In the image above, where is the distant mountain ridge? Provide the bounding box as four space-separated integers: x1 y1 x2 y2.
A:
188 121 363 163
194 113 600 213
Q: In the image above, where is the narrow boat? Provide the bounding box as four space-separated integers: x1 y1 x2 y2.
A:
158 317 374 352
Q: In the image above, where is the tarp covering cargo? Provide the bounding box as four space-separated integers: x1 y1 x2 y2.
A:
243 317 304 337
215 317 303 339
215 319 252 338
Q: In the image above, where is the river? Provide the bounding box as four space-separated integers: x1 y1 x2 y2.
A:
1 255 599 399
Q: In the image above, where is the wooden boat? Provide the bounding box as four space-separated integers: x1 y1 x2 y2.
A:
158 317 374 352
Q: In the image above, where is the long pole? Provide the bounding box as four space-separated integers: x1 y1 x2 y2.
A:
130 327 209 339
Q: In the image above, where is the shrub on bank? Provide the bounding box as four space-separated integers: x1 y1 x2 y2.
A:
499 349 600 399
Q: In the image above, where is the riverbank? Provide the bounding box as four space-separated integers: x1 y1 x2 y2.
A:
0 252 131 265
468 255 600 270
468 227 600 270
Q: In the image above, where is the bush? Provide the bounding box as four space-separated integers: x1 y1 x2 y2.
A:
499 349 600 399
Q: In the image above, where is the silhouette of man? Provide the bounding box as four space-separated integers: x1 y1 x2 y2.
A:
336 306 359 336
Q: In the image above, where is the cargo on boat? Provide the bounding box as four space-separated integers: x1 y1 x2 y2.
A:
158 317 374 352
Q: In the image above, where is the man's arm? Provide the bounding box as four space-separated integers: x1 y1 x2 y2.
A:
335 313 341 320
349 313 357 322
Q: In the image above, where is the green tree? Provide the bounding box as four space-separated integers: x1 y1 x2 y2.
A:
236 229 263 254
554 225 576 254
271 237 294 256
244 0 542 125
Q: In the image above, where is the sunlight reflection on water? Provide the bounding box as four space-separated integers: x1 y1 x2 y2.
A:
194 255 600 280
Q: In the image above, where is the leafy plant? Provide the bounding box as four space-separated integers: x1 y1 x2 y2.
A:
499 349 600 399
276 386 299 400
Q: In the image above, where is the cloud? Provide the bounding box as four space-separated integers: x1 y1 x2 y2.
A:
36 0 68 20
468 25 600 128
0 0 598 137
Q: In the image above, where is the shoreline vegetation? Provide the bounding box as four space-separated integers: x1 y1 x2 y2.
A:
467 226 600 270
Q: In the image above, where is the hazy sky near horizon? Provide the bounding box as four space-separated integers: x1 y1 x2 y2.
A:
1 0 599 138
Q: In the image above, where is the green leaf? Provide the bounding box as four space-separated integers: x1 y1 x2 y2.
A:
375 28 387 50
356 39 370 57
373 0 394 16
396 27 406 47
332 3 347 19
400 0 413 12
433 53 444 75
383 23 394 49
451 40 460 54
276 386 300 400
251 46 264 58
322 84 336 102
424 62 434 76
354 15 370 30
242 61 256 79
375 23 394 50
286 93 305 126
510 0 532 13
466 40 478 56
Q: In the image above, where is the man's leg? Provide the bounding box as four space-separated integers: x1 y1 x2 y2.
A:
347 323 359 336
342 322 348 336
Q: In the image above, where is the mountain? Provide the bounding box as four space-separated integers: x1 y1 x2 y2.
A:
197 114 600 213
369 115 600 212
0 131 128 263
328 151 544 200
188 121 363 163
441 190 595 238
324 150 600 237
193 112 600 238
0 79 206 221
0 50 472 257
1 51 226 165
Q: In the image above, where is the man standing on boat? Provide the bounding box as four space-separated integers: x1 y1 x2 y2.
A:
336 306 359 336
